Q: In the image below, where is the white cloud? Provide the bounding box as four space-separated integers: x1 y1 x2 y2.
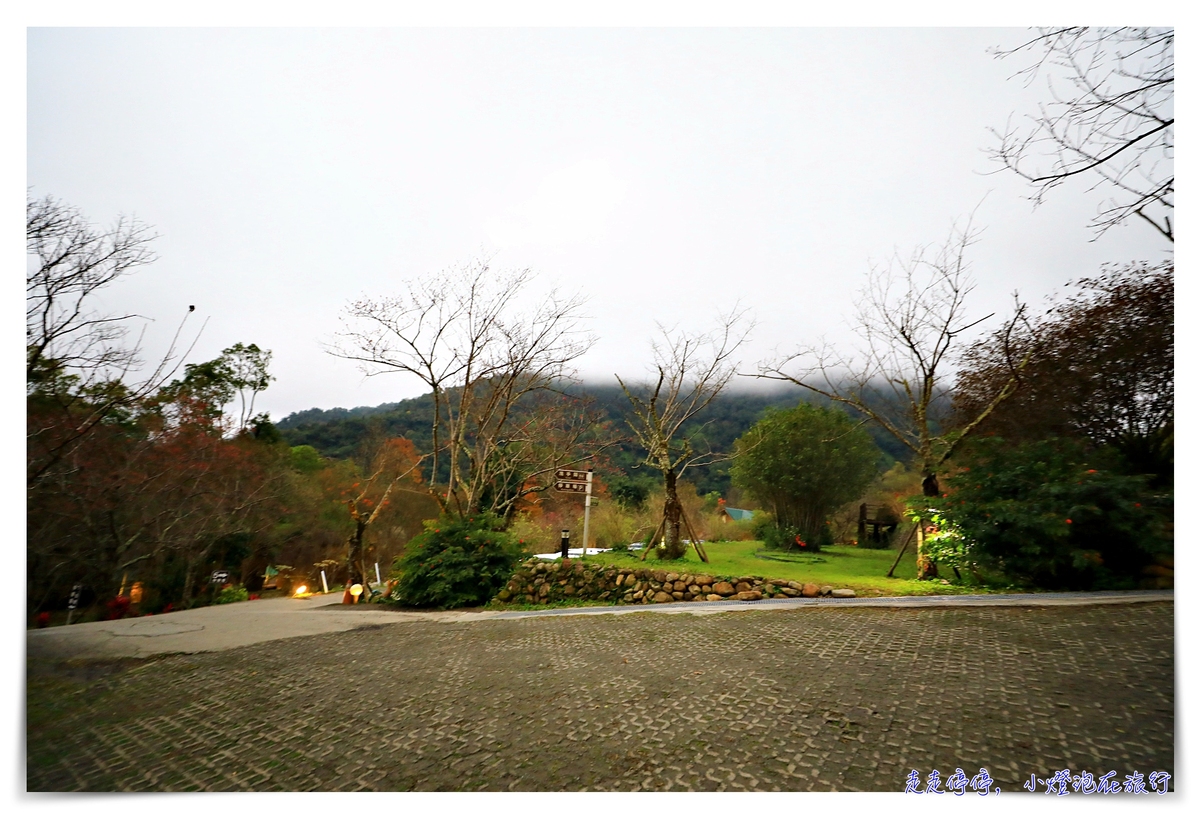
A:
484 159 628 248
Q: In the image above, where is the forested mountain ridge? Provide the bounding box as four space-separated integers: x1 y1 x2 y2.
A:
277 383 911 497
276 402 409 427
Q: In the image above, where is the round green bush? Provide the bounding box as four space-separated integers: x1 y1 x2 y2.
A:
391 514 522 609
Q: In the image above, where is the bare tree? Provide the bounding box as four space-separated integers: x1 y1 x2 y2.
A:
468 391 614 526
987 27 1173 242
756 218 1030 579
619 311 752 561
331 260 600 519
27 194 155 382
27 194 199 489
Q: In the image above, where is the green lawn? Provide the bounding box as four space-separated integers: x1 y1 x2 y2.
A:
576 540 988 598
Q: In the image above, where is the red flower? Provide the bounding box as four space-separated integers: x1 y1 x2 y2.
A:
1135 503 1142 508
1065 519 1073 524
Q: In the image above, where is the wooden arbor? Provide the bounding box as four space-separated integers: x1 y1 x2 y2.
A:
857 503 900 544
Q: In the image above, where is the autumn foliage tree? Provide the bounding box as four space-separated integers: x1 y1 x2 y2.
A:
26 194 199 491
954 261 1173 486
341 436 427 588
28 378 287 614
26 195 287 617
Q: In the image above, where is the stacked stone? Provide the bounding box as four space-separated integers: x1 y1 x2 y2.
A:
495 559 619 604
494 559 856 605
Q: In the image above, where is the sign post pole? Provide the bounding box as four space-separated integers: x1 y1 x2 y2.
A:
581 470 594 561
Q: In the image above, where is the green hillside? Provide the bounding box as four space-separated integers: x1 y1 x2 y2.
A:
277 383 911 497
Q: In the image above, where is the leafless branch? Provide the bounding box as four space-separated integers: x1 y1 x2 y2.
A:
986 27 1173 241
620 308 753 559
330 259 598 518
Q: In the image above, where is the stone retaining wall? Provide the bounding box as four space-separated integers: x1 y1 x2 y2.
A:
493 558 856 606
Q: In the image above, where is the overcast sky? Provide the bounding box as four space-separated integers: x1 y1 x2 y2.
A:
27 26 1172 422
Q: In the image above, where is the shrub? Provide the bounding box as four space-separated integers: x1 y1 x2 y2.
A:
704 515 756 543
934 437 1171 590
391 514 522 609
215 585 250 604
754 515 820 552
587 502 644 550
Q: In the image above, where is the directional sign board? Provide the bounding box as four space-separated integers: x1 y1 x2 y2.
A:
555 479 588 493
211 570 230 586
555 468 589 482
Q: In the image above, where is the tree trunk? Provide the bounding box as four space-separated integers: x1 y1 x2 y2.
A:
916 470 940 580
181 564 195 607
660 470 686 560
922 472 940 497
346 519 367 586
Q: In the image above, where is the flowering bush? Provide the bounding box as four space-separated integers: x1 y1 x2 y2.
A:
390 514 522 609
933 437 1170 590
902 506 973 572
215 585 250 604
106 596 132 620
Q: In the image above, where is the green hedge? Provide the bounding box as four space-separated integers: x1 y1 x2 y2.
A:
390 514 523 609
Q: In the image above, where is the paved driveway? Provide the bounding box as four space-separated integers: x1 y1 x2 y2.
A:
27 601 1172 792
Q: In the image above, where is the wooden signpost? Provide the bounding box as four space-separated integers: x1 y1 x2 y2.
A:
555 468 593 558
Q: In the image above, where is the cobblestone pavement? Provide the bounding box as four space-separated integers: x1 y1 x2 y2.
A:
27 602 1173 792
